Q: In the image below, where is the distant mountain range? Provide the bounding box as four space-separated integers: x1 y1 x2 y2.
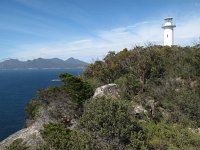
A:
0 57 88 69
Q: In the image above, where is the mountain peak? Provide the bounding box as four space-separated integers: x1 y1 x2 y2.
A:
66 57 76 61
65 57 88 65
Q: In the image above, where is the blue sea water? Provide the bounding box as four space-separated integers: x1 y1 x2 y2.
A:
0 69 83 141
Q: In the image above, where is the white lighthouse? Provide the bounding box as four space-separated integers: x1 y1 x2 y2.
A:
162 17 176 46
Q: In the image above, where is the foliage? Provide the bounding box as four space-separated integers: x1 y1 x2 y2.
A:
115 73 142 100
80 45 200 149
40 123 71 150
37 87 79 119
79 97 148 149
25 72 94 123
6 139 29 150
40 123 103 150
68 130 98 150
142 121 200 150
25 99 41 120
83 45 200 125
59 73 94 107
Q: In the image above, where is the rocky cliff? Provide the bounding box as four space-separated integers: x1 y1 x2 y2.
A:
0 84 79 149
0 83 161 149
0 84 115 149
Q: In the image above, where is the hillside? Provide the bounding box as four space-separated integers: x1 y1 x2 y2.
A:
1 45 200 150
0 57 88 69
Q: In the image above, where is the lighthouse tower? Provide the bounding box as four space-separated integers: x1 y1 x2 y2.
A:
162 17 176 46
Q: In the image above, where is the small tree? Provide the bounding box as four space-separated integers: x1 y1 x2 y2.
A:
59 73 94 108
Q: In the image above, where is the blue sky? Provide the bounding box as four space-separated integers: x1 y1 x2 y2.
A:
0 0 200 62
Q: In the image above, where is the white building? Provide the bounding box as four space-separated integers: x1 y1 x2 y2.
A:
162 18 176 46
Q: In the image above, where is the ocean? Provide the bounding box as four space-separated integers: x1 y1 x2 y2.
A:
0 69 83 141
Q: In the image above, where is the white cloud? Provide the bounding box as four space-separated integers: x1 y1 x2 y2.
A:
11 16 200 62
176 17 200 39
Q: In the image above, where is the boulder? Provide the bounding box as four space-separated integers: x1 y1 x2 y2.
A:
93 84 120 99
190 80 198 89
133 105 147 114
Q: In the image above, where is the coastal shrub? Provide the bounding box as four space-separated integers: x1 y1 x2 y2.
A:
68 130 99 150
6 139 29 150
40 123 71 150
40 123 102 150
59 73 94 107
142 121 200 150
83 49 131 84
79 97 147 148
115 73 142 100
128 131 148 150
83 46 166 87
149 77 200 126
25 99 41 120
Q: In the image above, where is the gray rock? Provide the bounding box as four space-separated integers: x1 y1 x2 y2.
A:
0 108 53 150
133 105 147 114
93 84 120 99
190 80 198 89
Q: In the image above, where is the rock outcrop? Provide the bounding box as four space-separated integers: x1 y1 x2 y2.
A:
0 108 53 150
0 86 82 149
93 83 120 99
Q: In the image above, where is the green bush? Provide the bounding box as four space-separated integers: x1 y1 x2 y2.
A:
6 139 29 150
59 73 94 107
40 123 71 150
25 99 41 120
79 97 147 148
40 123 103 150
115 73 142 100
142 121 200 150
68 130 98 150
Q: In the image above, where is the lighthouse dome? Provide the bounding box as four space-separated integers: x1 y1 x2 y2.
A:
164 22 172 26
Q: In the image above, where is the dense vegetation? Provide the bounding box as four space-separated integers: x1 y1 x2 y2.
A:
7 45 200 150
6 139 29 150
84 45 200 127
